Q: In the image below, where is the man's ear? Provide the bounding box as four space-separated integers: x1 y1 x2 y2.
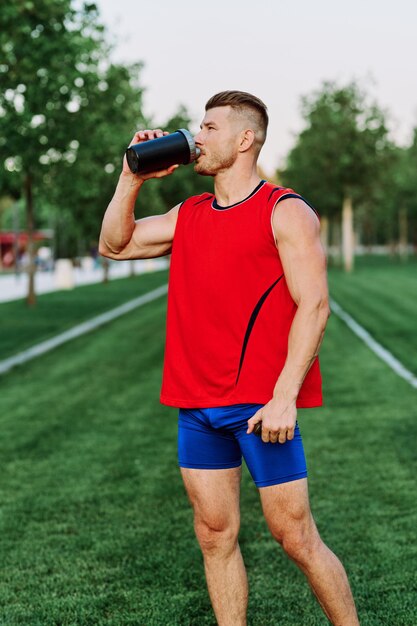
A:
238 129 256 153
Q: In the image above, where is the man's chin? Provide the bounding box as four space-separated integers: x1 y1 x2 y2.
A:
194 163 214 176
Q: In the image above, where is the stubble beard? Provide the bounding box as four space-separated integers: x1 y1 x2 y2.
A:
194 147 237 177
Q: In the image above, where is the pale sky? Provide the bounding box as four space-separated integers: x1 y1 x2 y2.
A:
96 0 417 175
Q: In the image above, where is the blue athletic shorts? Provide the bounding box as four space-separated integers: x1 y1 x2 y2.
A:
178 403 307 488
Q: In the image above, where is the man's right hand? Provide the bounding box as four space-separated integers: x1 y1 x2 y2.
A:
122 129 179 180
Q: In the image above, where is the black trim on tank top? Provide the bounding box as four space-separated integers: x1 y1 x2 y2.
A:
193 194 214 206
212 180 266 210
179 194 212 213
267 186 285 202
275 193 319 218
235 274 284 386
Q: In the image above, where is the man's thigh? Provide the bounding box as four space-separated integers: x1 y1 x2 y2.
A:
259 477 314 539
181 467 242 528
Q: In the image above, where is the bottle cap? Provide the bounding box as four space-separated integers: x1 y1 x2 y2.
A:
177 129 199 163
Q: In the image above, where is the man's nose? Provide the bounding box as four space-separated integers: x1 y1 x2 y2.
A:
194 131 203 145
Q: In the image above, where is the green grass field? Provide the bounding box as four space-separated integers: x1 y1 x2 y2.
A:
0 269 169 360
0 259 416 625
328 255 417 375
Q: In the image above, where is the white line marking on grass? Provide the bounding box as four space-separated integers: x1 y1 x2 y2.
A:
330 297 417 390
0 284 168 376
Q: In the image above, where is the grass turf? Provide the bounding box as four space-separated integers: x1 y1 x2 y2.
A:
328 255 417 375
0 258 416 624
0 268 168 360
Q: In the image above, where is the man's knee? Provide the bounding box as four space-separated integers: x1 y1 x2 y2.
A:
194 515 240 557
270 513 321 565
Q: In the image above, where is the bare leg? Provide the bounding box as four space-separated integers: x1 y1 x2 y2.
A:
181 467 247 626
260 478 359 626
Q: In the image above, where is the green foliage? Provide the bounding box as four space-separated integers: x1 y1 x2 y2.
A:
0 0 105 257
0 0 162 259
0 0 104 183
393 129 417 243
0 1 211 259
354 142 400 245
45 59 158 257
361 131 417 247
281 81 392 218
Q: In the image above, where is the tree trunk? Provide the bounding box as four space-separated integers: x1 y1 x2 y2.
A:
129 260 135 277
330 217 342 267
342 195 354 272
398 207 408 259
102 256 110 283
320 215 329 256
25 173 36 306
13 201 20 276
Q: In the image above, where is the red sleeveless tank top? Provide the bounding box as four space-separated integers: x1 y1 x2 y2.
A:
160 180 323 408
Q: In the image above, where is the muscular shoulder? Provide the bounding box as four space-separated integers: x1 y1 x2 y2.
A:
272 196 320 245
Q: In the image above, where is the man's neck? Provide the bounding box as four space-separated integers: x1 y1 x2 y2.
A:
213 165 262 207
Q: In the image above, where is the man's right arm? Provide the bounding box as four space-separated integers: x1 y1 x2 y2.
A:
98 129 180 260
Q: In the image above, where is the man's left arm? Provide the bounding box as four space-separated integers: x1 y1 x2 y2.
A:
247 198 331 444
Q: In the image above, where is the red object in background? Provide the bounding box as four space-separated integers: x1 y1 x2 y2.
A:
0 231 52 267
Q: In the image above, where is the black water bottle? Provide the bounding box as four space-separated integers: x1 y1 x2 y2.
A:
125 128 200 175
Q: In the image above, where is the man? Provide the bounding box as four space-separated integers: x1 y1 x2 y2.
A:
99 91 359 626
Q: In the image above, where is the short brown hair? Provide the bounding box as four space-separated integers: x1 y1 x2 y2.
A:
205 90 269 149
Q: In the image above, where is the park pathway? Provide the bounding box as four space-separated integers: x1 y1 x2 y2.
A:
0 258 168 303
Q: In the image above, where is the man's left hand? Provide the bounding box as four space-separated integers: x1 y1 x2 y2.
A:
246 397 297 444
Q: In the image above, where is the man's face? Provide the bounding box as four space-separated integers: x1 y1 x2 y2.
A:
193 106 240 176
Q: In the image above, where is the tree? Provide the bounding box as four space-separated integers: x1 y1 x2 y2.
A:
0 0 110 304
393 129 417 254
47 59 169 281
280 81 391 271
45 61 165 258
